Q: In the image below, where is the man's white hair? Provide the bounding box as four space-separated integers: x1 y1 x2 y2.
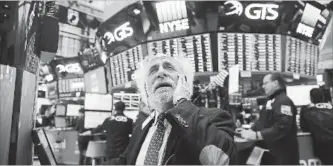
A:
134 54 195 105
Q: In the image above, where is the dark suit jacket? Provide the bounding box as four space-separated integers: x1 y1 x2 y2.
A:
106 100 237 165
252 91 299 165
93 113 133 158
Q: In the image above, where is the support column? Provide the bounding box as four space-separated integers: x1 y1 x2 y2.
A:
0 1 40 164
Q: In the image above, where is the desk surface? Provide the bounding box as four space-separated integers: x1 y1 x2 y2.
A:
234 132 311 143
234 136 249 143
44 127 77 131
297 132 311 136
79 133 105 136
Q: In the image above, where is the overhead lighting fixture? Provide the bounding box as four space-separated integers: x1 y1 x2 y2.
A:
45 74 54 82
2 4 10 9
133 9 140 15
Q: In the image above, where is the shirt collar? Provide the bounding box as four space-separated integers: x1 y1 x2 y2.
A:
268 88 286 100
141 111 155 130
153 110 168 127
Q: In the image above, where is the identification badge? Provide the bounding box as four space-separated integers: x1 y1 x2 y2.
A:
281 105 292 116
265 100 273 110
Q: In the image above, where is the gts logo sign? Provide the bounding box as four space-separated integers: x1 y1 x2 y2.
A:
224 0 279 21
102 22 134 47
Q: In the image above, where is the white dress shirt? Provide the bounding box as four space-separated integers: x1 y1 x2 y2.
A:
136 111 172 165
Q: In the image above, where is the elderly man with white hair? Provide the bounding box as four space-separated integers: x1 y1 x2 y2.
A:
106 54 237 165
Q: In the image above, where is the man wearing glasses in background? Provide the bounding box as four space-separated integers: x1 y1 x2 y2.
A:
238 73 299 165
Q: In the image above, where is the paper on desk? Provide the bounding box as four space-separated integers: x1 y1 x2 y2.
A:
234 136 248 143
246 146 269 165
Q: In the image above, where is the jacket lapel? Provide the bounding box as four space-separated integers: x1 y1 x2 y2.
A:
127 117 154 164
163 127 181 165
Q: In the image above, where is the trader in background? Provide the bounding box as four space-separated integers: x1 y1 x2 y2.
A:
300 88 333 165
91 101 133 160
239 73 299 165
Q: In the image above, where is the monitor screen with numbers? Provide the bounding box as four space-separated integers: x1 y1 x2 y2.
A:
84 66 107 94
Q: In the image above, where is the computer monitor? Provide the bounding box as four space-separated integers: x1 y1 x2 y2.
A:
84 111 111 129
287 85 319 106
54 117 67 128
55 105 66 116
84 67 107 94
32 128 57 165
84 93 112 111
66 104 82 116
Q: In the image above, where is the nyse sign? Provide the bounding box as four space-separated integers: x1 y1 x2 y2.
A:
296 23 315 38
102 22 134 46
224 1 279 21
159 18 190 33
296 3 324 38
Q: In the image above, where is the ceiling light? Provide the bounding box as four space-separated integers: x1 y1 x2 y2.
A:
2 4 10 9
133 9 140 15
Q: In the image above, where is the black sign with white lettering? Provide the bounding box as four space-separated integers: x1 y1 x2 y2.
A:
218 1 285 34
218 1 332 45
50 57 84 79
286 2 332 45
96 2 146 55
56 5 100 29
143 1 216 41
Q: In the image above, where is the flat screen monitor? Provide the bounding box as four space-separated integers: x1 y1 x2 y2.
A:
54 117 67 128
287 85 319 106
84 111 111 128
84 66 107 94
55 105 66 116
66 104 82 116
84 93 112 111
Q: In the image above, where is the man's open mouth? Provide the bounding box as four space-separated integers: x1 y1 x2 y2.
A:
155 83 173 91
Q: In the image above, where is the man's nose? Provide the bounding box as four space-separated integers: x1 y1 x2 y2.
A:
156 66 167 78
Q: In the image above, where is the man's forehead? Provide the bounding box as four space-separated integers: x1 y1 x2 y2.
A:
148 56 178 66
263 75 271 81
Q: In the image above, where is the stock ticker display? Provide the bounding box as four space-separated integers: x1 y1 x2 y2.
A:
285 36 319 76
100 1 330 87
147 34 213 73
109 45 144 87
217 33 282 72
